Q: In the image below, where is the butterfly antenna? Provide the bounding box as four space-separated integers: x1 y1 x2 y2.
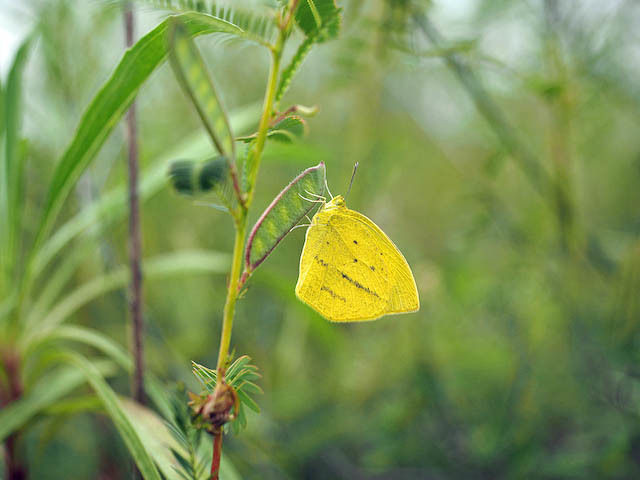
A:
345 162 359 200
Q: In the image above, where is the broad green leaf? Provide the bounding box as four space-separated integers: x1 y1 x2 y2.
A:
169 19 236 161
61 352 162 480
294 0 341 42
1 35 33 283
22 250 229 344
30 12 249 270
238 115 308 144
0 360 116 442
245 162 325 273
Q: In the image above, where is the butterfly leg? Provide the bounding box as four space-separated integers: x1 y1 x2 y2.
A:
298 193 325 204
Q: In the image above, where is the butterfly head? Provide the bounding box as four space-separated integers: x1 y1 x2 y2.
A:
325 195 346 210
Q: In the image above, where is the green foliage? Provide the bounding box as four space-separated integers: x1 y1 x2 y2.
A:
245 162 325 273
294 0 341 42
30 12 247 262
275 1 342 103
192 356 262 434
275 35 315 104
169 20 236 161
138 0 278 46
61 352 162 480
22 250 229 343
238 115 308 143
0 35 33 291
169 157 236 210
166 387 208 480
0 361 117 442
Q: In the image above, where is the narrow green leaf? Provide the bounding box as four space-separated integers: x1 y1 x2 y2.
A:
0 361 117 442
225 355 250 378
294 0 341 42
37 325 132 370
169 20 235 161
30 13 246 269
236 389 260 413
31 103 259 283
43 395 104 416
121 399 187 480
0 76 4 137
62 352 162 480
1 35 33 282
245 162 325 273
23 250 229 344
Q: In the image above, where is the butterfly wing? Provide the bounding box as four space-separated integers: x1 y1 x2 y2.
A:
335 208 419 316
296 207 419 321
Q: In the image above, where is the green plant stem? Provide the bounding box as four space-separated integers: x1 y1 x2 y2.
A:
209 17 288 479
215 219 246 372
245 30 285 207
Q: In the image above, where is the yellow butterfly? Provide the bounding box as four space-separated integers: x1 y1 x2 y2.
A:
295 193 419 322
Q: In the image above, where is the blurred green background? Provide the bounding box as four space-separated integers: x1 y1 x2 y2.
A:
2 0 640 478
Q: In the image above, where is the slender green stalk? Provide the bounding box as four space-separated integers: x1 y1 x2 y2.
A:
209 14 289 479
244 30 286 207
215 218 247 372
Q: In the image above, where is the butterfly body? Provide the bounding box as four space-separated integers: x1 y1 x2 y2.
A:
296 195 419 322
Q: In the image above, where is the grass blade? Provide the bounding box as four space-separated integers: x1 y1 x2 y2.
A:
22 250 229 344
29 13 246 275
0 360 116 442
1 35 33 285
61 352 162 480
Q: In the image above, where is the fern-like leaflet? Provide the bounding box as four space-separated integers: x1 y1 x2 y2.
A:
192 355 262 434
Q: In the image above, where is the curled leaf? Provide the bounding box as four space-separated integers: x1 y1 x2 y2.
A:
168 157 236 211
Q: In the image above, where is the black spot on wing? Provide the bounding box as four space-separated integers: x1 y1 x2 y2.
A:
339 271 380 298
314 255 328 267
321 286 347 302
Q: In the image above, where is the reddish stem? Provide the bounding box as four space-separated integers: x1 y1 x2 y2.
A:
2 350 26 480
124 2 146 408
211 432 223 480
